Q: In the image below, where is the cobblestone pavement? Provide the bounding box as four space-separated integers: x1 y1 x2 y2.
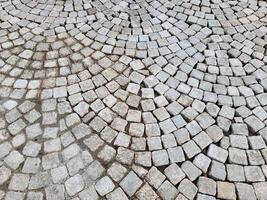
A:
0 0 267 199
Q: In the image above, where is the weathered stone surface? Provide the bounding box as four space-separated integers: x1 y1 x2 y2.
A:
1 1 267 197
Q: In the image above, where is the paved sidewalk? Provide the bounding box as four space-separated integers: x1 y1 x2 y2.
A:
0 0 267 199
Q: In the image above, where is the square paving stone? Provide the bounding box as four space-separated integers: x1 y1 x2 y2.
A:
226 164 245 182
152 150 169 166
119 171 142 197
207 144 228 163
164 163 185 185
106 188 128 200
178 179 198 200
181 161 202 181
236 183 257 200
217 181 236 200
145 167 166 189
65 174 85 196
158 180 179 200
135 183 158 200
197 176 216 196
95 176 115 196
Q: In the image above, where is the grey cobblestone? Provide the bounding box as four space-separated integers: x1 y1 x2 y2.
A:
0 0 267 198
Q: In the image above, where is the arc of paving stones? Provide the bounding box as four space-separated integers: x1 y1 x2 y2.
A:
1 0 267 199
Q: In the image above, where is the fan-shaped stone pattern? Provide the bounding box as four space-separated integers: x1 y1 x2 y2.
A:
0 0 267 199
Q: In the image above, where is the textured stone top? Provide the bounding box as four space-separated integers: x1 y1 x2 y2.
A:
0 0 267 199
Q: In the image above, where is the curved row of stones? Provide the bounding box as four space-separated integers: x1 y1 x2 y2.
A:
0 0 267 199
